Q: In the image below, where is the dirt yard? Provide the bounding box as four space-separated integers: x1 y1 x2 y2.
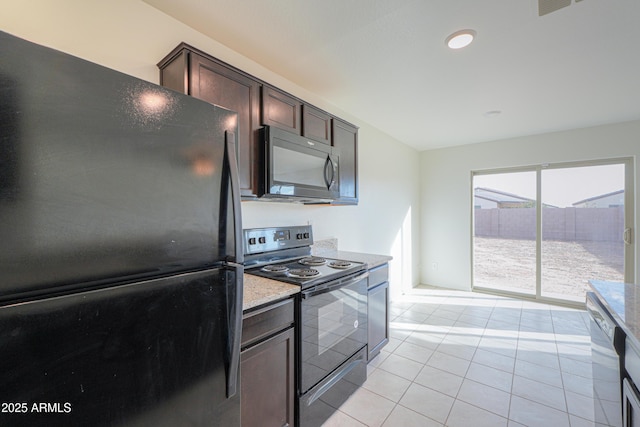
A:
473 237 624 301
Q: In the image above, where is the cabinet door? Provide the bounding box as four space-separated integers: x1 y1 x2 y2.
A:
368 281 389 361
331 118 358 204
302 104 331 145
241 327 295 427
189 54 261 198
158 50 189 94
158 46 261 198
261 85 301 135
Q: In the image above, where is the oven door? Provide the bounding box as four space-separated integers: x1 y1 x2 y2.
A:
263 126 339 202
300 271 368 393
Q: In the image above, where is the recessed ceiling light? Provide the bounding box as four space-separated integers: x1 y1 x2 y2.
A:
445 30 477 49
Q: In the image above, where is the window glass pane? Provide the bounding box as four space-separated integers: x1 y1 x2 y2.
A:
541 164 625 302
473 171 537 295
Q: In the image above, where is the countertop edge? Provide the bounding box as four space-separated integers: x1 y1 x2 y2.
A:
589 280 640 352
243 274 299 312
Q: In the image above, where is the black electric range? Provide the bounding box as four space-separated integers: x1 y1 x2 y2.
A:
243 225 369 427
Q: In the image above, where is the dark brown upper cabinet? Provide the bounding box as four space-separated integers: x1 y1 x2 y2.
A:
158 44 262 199
260 85 301 135
158 43 359 205
332 118 358 205
302 104 331 145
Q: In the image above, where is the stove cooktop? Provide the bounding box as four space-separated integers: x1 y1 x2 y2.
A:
246 255 366 288
243 225 366 288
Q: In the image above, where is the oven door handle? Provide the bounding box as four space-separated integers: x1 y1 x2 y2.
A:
301 272 369 299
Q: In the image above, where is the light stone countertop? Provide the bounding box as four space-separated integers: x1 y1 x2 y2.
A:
311 238 392 269
589 280 640 350
315 250 392 270
243 273 299 311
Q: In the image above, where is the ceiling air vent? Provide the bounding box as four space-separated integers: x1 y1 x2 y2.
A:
538 0 571 16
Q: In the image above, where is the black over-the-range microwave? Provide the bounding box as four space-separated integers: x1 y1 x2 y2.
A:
258 126 339 203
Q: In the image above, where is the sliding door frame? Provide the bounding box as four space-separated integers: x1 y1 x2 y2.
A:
471 157 634 307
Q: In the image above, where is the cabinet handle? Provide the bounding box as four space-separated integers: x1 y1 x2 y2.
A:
302 272 368 299
303 357 363 407
307 140 315 146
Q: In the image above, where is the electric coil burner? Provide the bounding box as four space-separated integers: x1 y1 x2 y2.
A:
243 225 369 427
328 260 353 269
298 256 327 266
260 264 289 274
287 268 320 279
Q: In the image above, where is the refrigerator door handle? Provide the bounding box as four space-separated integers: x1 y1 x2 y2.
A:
222 130 244 399
225 263 243 398
224 130 243 264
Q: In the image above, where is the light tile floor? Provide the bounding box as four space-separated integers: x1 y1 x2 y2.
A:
324 286 594 427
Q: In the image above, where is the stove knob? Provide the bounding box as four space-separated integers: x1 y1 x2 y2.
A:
296 233 303 239
303 233 310 239
248 237 256 245
258 237 266 244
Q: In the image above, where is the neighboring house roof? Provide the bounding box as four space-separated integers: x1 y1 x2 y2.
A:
572 189 624 206
474 187 534 204
474 187 559 208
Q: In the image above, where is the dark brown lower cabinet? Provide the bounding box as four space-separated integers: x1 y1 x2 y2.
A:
367 264 389 361
241 298 296 427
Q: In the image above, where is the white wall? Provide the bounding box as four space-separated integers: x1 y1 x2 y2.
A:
420 120 640 290
0 0 421 298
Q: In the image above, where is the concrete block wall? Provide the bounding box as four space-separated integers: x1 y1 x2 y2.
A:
475 206 623 242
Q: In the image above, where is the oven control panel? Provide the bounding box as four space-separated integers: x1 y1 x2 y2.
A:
243 225 313 255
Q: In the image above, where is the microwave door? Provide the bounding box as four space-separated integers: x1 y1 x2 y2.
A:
265 127 339 201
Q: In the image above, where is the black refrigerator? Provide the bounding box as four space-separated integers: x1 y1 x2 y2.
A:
0 31 243 427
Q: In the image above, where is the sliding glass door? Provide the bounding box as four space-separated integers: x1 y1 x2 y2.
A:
541 164 626 302
473 170 537 296
473 159 633 305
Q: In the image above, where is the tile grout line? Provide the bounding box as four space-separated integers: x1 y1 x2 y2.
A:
339 294 593 427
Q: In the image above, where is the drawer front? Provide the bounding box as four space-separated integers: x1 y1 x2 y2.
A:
242 298 294 348
368 264 389 289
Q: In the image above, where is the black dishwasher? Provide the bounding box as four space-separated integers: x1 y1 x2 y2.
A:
624 338 640 426
587 292 625 426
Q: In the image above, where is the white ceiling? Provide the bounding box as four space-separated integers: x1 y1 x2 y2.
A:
144 0 640 151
